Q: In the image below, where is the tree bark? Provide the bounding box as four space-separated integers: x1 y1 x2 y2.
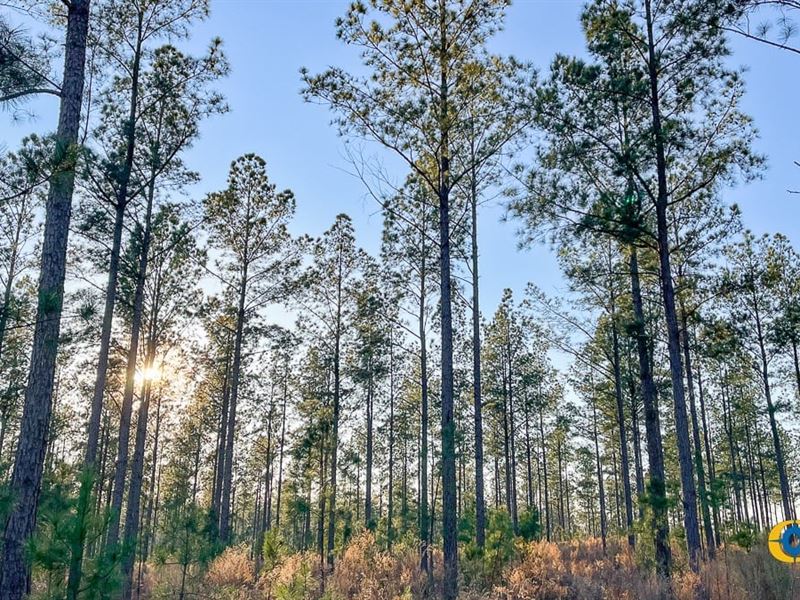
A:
418 223 430 573
121 352 155 599
591 396 607 553
106 150 157 555
539 407 551 542
628 247 671 577
697 360 721 546
325 253 344 568
387 330 395 549
610 284 634 547
276 366 288 527
0 2 90 595
212 345 232 530
365 373 374 527
437 5 458 589
679 310 715 557
220 262 249 543
643 0 702 570
469 137 486 549
753 294 793 519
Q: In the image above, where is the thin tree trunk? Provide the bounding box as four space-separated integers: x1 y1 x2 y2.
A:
753 298 793 519
502 370 512 518
212 346 232 529
469 137 486 549
697 358 721 546
539 407 551 542
680 310 715 557
106 149 158 556
419 244 430 573
387 330 395 549
220 260 250 543
437 7 458 595
326 255 344 568
276 367 288 527
591 396 607 553
317 423 327 562
141 394 162 564
365 374 374 527
610 284 634 547
122 357 155 599
68 13 145 591
643 0 702 570
524 400 534 509
629 247 671 577
507 342 519 533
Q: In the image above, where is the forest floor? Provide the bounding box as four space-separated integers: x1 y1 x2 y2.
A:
138 532 800 600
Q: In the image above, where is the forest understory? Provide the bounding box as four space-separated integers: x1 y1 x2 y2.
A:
131 533 797 600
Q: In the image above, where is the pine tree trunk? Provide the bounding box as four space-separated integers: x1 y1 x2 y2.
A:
591 398 607 553
610 285 634 547
317 424 326 559
628 247 671 577
84 199 125 467
326 265 343 568
387 332 395 549
140 395 162 565
720 375 742 525
696 363 721 546
419 245 430 573
0 3 89 595
106 158 157 555
469 144 486 549
82 8 142 470
220 262 249 543
507 345 519 533
122 354 155 599
276 369 288 527
627 355 645 519
502 370 512 518
436 6 458 595
365 375 373 527
643 0 702 570
753 298 793 519
68 17 146 591
539 408 551 542
679 310 715 557
212 347 232 529
524 401 534 509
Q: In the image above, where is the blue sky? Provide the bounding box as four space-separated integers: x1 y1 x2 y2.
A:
3 0 799 316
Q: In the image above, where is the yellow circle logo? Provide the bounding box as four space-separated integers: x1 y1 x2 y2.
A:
769 520 800 563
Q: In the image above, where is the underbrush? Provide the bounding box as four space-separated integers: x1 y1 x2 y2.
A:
139 533 800 599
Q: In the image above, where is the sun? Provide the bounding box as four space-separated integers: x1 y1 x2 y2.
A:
136 365 162 384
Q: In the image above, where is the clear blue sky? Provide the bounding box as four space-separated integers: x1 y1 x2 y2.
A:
4 0 799 314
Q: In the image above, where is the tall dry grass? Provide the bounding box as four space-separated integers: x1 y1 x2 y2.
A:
139 535 800 599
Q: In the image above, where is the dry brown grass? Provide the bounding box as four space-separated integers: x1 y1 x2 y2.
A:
206 546 256 588
493 538 800 600
327 532 435 600
140 536 800 599
696 544 800 600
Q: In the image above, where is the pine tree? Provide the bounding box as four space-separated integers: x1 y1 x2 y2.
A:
204 154 297 543
0 1 91 595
